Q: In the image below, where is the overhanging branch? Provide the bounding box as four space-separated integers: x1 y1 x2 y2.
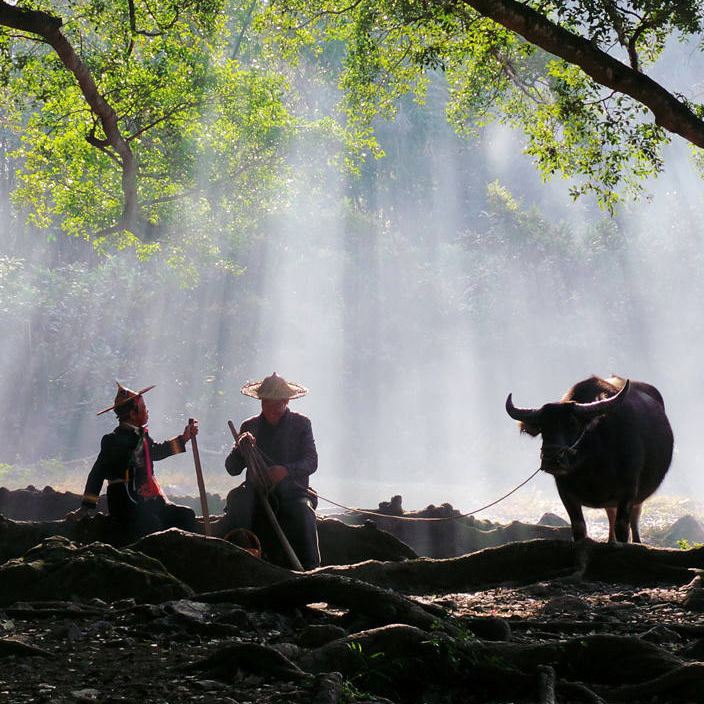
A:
447 0 704 149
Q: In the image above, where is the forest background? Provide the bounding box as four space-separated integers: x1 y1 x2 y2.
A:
2 0 704 525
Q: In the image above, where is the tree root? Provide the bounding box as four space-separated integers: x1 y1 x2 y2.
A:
198 572 454 633
606 662 704 700
537 664 556 704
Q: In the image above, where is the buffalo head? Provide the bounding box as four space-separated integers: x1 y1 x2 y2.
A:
505 380 631 476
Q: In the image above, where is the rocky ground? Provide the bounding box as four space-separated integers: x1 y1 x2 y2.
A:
1 534 704 704
1 578 703 704
2 488 704 704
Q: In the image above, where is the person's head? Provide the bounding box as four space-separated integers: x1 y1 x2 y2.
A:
97 382 154 426
261 397 289 425
240 372 307 426
116 394 149 426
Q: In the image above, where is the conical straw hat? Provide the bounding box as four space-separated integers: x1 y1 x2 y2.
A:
240 373 307 400
96 382 156 416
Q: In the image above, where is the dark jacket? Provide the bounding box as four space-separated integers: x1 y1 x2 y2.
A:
225 409 318 495
82 423 185 508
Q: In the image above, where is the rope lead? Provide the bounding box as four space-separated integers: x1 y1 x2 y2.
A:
303 468 542 523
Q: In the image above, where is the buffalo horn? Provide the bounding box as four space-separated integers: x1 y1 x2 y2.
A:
573 379 631 418
505 393 542 422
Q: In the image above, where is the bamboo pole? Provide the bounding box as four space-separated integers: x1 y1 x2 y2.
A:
189 418 211 536
227 420 304 571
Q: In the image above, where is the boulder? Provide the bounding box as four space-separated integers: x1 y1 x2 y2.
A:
0 488 576 563
0 485 218 522
329 497 572 558
0 513 124 563
538 512 570 527
661 515 704 547
0 485 108 521
0 512 417 572
0 535 192 607
317 518 417 565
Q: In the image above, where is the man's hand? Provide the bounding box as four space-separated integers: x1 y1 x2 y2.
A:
237 431 256 453
66 506 96 521
182 419 199 442
267 465 289 484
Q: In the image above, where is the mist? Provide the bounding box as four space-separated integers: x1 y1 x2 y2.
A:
2 76 704 529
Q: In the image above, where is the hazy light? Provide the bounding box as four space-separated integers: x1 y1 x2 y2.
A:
1 84 703 532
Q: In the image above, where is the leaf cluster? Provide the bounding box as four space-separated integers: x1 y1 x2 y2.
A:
0 0 309 256
264 0 704 209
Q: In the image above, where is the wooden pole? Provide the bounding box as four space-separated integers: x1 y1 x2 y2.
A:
227 420 304 571
189 418 211 536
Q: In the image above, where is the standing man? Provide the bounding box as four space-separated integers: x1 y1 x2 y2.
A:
73 382 199 541
221 372 320 570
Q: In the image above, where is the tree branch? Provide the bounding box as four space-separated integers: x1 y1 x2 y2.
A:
0 0 138 231
445 0 704 148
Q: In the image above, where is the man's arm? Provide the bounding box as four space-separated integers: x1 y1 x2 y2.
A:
224 446 246 476
79 433 127 509
225 422 254 476
225 418 259 476
284 417 318 482
148 434 186 462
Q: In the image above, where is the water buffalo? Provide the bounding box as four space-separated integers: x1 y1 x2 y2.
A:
505 375 673 543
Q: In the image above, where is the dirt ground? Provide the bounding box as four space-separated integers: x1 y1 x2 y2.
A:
1 574 703 704
1 492 704 704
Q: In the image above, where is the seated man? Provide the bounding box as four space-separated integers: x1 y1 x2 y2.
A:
72 382 199 542
220 372 320 570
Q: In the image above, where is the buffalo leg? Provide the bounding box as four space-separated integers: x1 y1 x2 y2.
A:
605 507 617 542
630 503 643 543
557 488 588 541
611 500 635 542
567 510 588 541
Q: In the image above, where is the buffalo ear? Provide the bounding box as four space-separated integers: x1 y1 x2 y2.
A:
519 422 541 437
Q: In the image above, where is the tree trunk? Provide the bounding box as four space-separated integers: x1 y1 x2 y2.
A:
0 1 138 232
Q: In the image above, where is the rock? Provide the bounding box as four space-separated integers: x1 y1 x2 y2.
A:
180 642 306 681
312 671 344 704
680 637 704 659
662 515 704 547
463 616 511 641
0 638 52 657
377 495 404 515
317 518 417 565
297 624 349 647
0 513 124 564
0 486 108 521
4 486 700 569
165 598 214 623
326 501 572 558
639 625 681 643
540 595 592 617
0 535 193 607
681 574 704 611
215 607 253 628
538 512 569 527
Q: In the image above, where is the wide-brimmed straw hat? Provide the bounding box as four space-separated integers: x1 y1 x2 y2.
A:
96 382 156 416
240 372 307 400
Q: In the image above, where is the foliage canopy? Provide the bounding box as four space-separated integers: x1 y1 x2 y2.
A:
265 0 704 210
2 0 704 250
0 0 318 262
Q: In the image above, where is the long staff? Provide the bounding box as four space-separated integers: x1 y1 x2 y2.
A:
189 418 212 536
227 420 304 571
